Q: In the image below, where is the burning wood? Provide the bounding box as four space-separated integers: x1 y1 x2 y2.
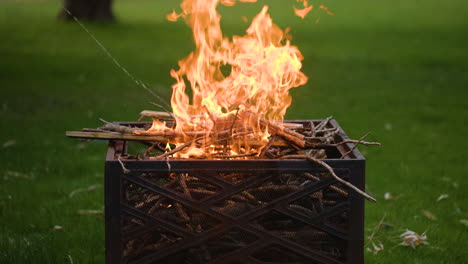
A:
67 117 379 202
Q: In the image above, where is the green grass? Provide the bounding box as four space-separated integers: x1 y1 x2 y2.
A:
1 0 467 263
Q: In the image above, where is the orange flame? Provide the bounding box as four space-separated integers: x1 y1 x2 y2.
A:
294 0 313 19
153 0 310 158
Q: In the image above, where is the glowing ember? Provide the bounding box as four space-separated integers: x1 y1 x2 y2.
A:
136 0 334 158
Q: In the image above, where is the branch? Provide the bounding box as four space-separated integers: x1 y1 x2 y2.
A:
280 154 377 203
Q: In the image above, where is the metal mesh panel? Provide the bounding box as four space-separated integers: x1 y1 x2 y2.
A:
104 120 365 264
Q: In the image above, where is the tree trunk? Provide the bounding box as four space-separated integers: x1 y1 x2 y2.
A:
59 0 114 21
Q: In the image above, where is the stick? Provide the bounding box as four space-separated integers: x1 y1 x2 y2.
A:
224 107 241 153
212 152 258 159
314 116 333 132
177 173 192 199
140 109 302 128
258 135 276 158
367 213 387 245
140 110 174 120
246 112 305 140
66 130 291 147
144 142 160 157
150 138 200 160
337 139 381 146
117 155 130 174
280 154 377 203
147 103 176 119
340 132 372 159
66 131 169 143
133 130 210 137
303 172 348 197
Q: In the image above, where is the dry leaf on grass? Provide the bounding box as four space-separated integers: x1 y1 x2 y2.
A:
384 192 393 200
78 209 104 216
400 230 428 248
371 241 384 255
3 171 34 180
69 184 101 198
460 219 468 227
421 210 437 221
436 194 449 202
2 140 16 148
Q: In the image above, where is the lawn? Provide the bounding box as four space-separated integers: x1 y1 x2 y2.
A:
0 0 467 263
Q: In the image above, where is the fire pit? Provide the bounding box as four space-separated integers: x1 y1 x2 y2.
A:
65 1 380 263
102 119 366 264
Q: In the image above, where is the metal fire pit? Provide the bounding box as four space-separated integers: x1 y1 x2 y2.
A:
104 120 365 264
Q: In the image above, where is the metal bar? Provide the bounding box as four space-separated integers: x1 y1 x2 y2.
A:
105 159 123 264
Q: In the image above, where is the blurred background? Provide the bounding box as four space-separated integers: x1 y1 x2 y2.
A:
0 0 467 263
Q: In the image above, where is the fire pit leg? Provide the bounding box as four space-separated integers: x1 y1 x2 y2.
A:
346 160 365 263
105 142 124 264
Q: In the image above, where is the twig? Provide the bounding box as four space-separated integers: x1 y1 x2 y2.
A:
150 137 202 160
165 157 172 171
288 204 315 215
280 154 377 202
337 139 381 146
340 132 373 159
314 116 333 132
66 130 169 143
213 152 258 159
258 135 276 158
177 173 192 199
144 142 160 158
98 118 111 124
148 103 176 119
243 111 305 148
303 172 348 197
224 107 241 153
174 203 191 223
367 213 387 246
117 155 130 174
66 130 290 147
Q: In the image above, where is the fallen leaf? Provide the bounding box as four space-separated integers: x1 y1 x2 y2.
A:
69 184 101 198
3 171 34 180
384 123 392 131
76 143 86 150
400 230 428 248
371 241 384 255
421 210 437 221
436 194 449 202
460 219 468 227
67 255 74 264
78 209 103 216
2 140 16 148
384 192 393 200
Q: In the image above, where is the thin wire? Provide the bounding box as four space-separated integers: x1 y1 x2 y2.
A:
61 7 173 114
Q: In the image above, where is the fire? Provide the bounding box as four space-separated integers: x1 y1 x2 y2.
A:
294 0 314 19
142 0 329 158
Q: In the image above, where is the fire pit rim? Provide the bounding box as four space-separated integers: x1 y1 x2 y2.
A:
106 119 365 162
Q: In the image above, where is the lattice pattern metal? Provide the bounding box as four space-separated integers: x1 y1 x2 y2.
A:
104 120 365 264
